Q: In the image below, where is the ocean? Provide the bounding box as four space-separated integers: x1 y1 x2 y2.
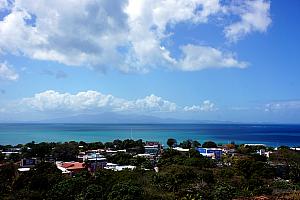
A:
0 123 300 147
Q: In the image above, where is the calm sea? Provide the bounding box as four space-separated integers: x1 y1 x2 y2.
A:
0 123 300 147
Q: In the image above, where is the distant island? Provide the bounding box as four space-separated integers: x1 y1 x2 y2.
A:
1 138 299 199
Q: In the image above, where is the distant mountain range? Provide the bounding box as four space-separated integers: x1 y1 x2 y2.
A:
30 112 235 124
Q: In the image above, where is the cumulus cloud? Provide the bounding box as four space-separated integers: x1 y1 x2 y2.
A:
2 90 220 115
19 90 178 113
0 62 19 81
176 44 248 71
183 100 216 112
265 101 300 112
224 0 271 42
0 0 271 73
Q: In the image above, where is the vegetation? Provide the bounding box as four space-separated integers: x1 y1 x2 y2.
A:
0 139 299 199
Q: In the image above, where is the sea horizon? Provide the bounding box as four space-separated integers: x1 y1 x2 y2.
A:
1 123 300 147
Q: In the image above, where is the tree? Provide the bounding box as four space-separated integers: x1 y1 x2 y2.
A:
8 153 21 162
108 182 143 200
0 163 17 194
202 141 217 148
47 177 87 200
0 152 5 162
107 152 133 165
52 142 79 161
167 138 177 148
84 184 104 200
179 140 192 149
192 140 201 148
212 184 235 200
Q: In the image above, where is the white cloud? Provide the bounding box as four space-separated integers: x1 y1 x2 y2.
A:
224 0 271 42
0 0 263 73
265 101 300 112
0 0 8 10
0 62 19 81
19 90 177 113
8 90 221 115
176 44 248 71
184 100 216 112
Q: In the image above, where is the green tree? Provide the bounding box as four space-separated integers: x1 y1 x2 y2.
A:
52 142 79 161
108 182 143 200
0 163 17 194
83 184 104 200
47 177 87 200
8 153 21 162
167 138 177 148
212 184 235 200
0 152 5 162
202 141 217 148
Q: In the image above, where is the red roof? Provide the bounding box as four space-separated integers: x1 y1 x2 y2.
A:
61 162 85 170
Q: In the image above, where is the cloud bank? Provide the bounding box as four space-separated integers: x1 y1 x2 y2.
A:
2 90 215 115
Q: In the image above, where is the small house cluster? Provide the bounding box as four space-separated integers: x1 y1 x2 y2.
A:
2 140 295 177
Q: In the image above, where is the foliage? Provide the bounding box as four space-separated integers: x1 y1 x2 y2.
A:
106 152 133 165
158 148 215 169
0 139 300 199
167 138 177 148
212 183 235 200
107 182 143 200
52 142 79 161
202 141 217 148
0 162 17 194
0 152 5 162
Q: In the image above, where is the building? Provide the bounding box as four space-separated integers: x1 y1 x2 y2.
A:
104 163 136 171
196 148 223 160
244 144 266 147
144 141 161 156
173 147 190 152
20 158 37 168
56 161 86 175
78 152 107 172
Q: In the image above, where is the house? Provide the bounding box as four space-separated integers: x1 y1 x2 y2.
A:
104 163 136 171
135 153 153 159
56 161 86 175
104 163 118 170
244 144 266 147
256 149 271 158
196 148 223 160
105 150 118 155
173 147 190 152
18 168 31 172
77 152 107 172
144 141 161 156
20 158 37 168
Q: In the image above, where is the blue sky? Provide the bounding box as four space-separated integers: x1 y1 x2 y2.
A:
0 0 300 123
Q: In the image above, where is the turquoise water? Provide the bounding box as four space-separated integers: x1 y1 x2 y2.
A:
0 123 300 147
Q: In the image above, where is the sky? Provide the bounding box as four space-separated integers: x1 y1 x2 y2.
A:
0 0 300 123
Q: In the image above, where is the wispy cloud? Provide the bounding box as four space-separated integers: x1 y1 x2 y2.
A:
41 69 68 79
265 100 300 112
183 100 217 112
0 62 19 81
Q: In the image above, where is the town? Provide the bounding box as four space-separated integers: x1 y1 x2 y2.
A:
0 139 300 199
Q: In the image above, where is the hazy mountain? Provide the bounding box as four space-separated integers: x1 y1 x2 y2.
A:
0 111 241 124
27 112 234 124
